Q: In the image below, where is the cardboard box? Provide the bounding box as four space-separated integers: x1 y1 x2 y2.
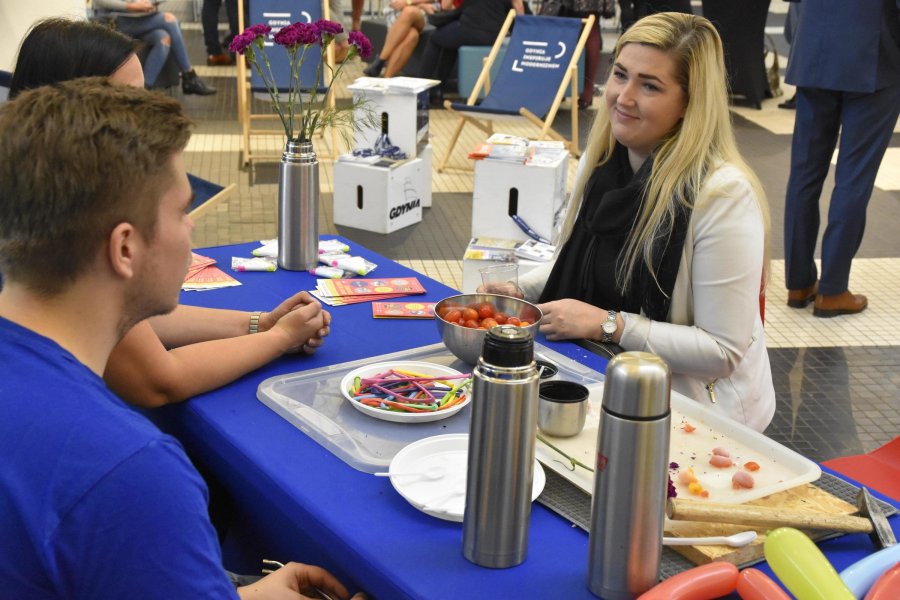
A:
348 77 440 160
333 158 425 234
471 153 568 243
419 143 433 208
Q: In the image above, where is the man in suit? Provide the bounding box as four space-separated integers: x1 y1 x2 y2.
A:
784 0 900 317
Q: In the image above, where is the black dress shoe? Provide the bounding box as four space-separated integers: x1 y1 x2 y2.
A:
363 57 386 77
181 70 216 96
778 94 796 110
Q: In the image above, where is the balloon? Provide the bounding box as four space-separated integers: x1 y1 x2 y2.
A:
735 568 790 600
637 562 738 600
763 527 854 600
864 561 900 600
840 544 900 598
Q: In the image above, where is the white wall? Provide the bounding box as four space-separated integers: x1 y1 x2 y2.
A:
0 0 86 71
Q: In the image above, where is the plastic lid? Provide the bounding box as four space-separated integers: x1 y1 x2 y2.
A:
480 326 533 367
601 352 671 419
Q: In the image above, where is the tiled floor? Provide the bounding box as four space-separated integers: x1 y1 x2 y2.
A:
177 0 898 463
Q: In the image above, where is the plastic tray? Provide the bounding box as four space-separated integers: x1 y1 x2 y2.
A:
256 342 599 473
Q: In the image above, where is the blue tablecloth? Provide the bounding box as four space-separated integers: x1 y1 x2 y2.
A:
159 240 898 600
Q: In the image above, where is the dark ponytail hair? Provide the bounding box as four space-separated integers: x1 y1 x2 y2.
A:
10 18 138 98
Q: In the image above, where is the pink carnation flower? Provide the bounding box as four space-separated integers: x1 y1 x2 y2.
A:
348 31 373 60
314 19 344 38
229 31 257 55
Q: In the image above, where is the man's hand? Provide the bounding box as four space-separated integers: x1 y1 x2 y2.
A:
536 299 607 341
237 562 366 600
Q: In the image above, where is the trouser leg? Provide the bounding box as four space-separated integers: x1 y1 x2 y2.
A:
202 0 224 54
818 83 900 295
783 86 841 290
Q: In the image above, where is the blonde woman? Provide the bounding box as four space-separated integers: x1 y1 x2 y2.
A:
517 12 775 431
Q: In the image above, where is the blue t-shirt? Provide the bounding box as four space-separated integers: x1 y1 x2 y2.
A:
0 317 239 599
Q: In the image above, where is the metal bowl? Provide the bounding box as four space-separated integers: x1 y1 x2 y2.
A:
435 293 543 365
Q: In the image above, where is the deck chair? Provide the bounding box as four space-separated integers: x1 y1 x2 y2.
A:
187 173 237 220
438 11 595 172
237 0 338 167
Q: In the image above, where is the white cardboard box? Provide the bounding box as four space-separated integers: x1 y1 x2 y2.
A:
419 143 433 208
333 157 425 234
461 257 544 294
471 154 568 243
348 77 440 160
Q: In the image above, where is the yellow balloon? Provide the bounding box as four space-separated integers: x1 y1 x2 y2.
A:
764 528 855 600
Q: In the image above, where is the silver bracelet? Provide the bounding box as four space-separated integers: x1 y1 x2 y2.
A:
248 311 262 334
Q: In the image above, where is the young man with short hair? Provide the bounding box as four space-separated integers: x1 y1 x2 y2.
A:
0 79 360 600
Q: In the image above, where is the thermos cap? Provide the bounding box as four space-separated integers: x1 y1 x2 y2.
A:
602 352 671 419
480 325 533 367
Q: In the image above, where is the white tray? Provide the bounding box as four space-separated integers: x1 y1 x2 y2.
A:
536 383 822 504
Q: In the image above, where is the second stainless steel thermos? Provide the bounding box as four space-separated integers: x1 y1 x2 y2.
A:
587 352 671 599
277 139 319 271
463 325 539 568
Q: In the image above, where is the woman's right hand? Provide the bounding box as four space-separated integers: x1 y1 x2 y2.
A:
126 0 157 13
389 0 408 11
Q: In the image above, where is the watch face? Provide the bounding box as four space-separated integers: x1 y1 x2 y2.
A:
602 320 617 335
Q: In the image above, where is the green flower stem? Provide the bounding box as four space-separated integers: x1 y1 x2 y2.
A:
249 46 290 139
536 433 595 473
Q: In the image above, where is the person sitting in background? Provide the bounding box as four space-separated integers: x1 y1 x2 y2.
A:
0 77 362 600
10 18 332 408
363 0 457 78
93 0 217 94
512 13 775 431
417 0 524 104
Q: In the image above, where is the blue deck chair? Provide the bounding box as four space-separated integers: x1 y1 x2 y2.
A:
187 173 238 221
237 0 337 166
437 11 595 172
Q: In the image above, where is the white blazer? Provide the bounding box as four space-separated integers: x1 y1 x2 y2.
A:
520 163 775 432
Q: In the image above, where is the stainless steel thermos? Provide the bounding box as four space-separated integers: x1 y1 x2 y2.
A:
587 352 671 599
277 139 319 271
463 325 540 568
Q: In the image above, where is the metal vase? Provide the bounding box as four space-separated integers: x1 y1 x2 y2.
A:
277 139 319 271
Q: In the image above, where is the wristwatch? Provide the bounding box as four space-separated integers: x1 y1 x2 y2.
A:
600 310 618 343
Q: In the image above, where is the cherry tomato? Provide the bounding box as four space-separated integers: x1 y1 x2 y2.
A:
481 318 499 329
462 308 479 322
519 321 531 327
506 316 521 326
464 319 480 328
477 303 495 319
444 309 461 323
494 312 508 325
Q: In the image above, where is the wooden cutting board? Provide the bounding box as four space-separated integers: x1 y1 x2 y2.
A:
664 482 857 565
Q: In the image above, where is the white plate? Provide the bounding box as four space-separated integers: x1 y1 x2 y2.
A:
536 384 821 504
340 361 472 423
386 433 546 522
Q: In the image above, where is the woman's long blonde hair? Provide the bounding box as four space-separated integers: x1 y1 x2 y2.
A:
559 12 769 294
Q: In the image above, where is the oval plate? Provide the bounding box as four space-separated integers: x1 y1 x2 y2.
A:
340 361 471 424
387 433 546 522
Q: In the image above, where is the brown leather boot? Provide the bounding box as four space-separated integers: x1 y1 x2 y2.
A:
813 291 868 318
787 281 818 308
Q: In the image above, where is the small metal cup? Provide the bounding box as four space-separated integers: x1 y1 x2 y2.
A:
537 381 589 437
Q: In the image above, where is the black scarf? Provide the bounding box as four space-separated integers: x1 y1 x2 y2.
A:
539 144 692 321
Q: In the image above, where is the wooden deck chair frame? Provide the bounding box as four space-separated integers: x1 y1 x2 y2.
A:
437 10 595 172
237 1 340 167
188 183 238 220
